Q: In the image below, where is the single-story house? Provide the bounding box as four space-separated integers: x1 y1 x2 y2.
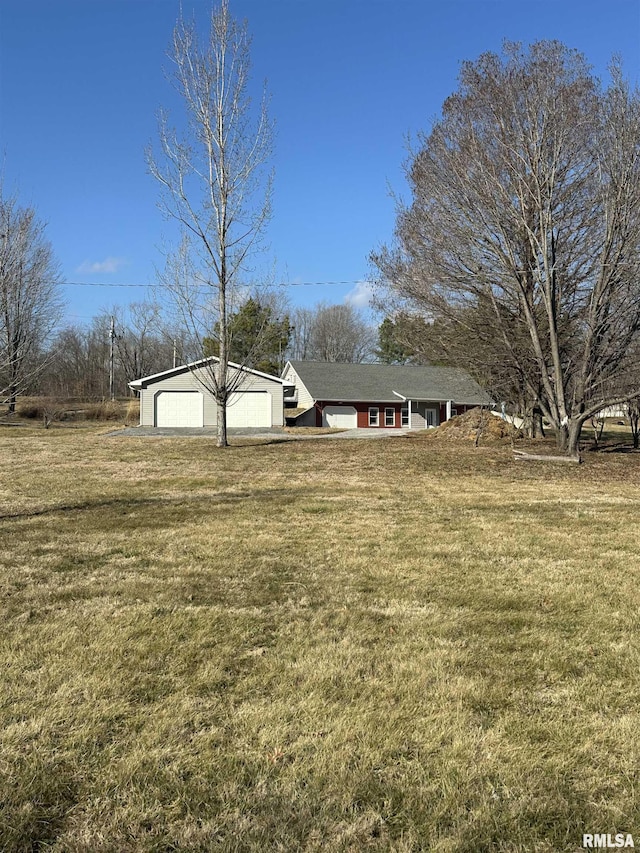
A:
129 358 285 428
281 360 491 429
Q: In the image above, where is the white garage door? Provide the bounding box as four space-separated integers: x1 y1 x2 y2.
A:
322 406 357 428
227 391 271 428
155 391 204 427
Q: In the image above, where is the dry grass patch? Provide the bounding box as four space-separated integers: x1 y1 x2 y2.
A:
1 429 639 851
4 397 140 428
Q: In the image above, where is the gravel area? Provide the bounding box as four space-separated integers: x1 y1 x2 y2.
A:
106 426 414 440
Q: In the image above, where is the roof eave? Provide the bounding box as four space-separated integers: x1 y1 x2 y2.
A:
130 356 285 389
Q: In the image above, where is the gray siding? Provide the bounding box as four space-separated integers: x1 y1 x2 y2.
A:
140 365 283 427
409 402 422 430
409 401 441 429
292 407 317 427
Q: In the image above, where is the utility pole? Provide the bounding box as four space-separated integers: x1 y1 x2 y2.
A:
109 316 116 401
173 339 177 369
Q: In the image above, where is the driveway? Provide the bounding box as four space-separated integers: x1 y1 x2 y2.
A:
106 426 414 440
106 426 292 439
318 428 414 440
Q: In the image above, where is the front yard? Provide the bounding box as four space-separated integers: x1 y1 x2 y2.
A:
1 427 639 851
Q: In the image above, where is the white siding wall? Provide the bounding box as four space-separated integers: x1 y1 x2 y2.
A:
282 365 314 409
140 366 283 427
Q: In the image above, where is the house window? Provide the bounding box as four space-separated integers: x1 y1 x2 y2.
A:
451 408 458 417
401 405 409 427
385 408 395 427
368 407 379 426
425 408 437 427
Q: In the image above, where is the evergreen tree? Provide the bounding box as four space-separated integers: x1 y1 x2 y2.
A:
374 317 411 364
204 297 291 375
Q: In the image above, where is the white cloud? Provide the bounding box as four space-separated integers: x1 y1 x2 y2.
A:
76 256 127 275
344 279 375 309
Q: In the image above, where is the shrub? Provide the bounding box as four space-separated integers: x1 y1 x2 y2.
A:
16 399 71 428
125 399 140 424
17 402 46 419
83 401 123 421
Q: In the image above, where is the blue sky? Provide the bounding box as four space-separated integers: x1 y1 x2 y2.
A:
1 0 639 327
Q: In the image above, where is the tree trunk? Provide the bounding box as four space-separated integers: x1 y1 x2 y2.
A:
629 407 640 448
514 449 581 463
532 408 545 438
567 420 584 457
216 397 228 448
556 418 584 456
8 380 18 414
555 423 568 452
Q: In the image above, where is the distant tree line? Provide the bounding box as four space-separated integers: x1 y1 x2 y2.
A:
38 305 190 400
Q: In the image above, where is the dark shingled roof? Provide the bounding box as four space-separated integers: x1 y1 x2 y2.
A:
286 361 491 405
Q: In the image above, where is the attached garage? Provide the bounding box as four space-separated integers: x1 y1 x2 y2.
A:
155 391 204 427
129 357 285 429
227 391 271 428
322 405 357 429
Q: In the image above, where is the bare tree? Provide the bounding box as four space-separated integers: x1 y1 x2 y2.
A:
0 191 63 412
147 0 273 447
627 398 640 449
385 308 547 437
310 303 375 363
43 326 89 398
373 42 640 455
286 302 375 363
288 306 316 361
108 301 169 390
42 306 181 400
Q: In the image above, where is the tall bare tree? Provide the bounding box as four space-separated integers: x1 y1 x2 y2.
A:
0 191 63 411
288 306 316 361
373 42 640 455
309 302 375 363
107 301 170 390
286 302 375 363
147 0 273 446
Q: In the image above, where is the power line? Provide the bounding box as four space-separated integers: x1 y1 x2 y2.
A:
58 279 369 289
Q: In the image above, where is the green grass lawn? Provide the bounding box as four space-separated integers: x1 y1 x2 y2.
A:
1 427 639 852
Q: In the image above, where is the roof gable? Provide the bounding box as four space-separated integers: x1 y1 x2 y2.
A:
284 360 490 405
130 357 285 389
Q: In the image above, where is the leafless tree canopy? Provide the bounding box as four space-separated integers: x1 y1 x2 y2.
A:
288 303 375 363
41 305 184 400
308 303 375 363
373 41 640 454
0 191 63 411
147 0 273 446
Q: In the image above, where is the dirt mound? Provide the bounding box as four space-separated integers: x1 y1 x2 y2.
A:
431 408 519 443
